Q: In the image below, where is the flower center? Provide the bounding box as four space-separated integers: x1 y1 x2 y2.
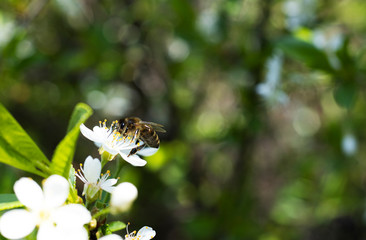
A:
97 122 138 159
37 209 51 225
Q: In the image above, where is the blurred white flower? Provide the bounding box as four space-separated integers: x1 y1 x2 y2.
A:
99 226 156 240
283 0 316 30
76 156 118 202
256 52 289 106
342 133 358 156
313 30 343 52
0 175 91 240
167 37 190 62
110 182 138 213
80 120 148 166
312 28 344 69
196 9 220 42
0 17 17 48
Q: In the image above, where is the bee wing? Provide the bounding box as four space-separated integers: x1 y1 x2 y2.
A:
140 121 166 133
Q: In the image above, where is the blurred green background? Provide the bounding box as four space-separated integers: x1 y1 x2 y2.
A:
1 0 366 239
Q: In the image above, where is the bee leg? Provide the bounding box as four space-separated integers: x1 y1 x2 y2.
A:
128 143 146 157
131 129 140 143
120 124 128 135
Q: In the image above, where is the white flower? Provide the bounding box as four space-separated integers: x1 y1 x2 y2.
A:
99 226 156 240
110 182 138 213
80 120 154 166
0 175 91 240
342 133 358 156
124 226 156 240
76 156 118 202
99 234 123 240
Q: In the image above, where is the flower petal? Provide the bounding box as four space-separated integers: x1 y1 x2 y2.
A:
93 126 111 146
56 225 89 240
93 125 108 139
101 185 115 193
99 234 123 240
43 175 69 208
119 152 147 167
100 179 117 193
110 182 138 213
37 221 58 240
137 226 156 240
137 147 159 157
80 124 101 143
104 178 118 186
14 177 43 210
52 204 91 226
0 209 36 239
38 221 89 240
83 156 101 183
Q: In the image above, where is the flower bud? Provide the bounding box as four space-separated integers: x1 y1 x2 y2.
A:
110 182 138 214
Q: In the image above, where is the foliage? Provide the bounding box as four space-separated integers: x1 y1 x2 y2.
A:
1 0 366 239
0 103 92 215
0 102 92 178
50 103 93 177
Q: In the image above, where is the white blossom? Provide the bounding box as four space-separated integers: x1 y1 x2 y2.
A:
0 175 91 240
99 226 156 240
99 234 123 240
256 52 289 106
80 120 154 166
110 182 138 213
75 156 118 202
342 133 358 156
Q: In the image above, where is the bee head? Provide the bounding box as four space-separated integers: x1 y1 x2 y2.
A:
118 117 140 132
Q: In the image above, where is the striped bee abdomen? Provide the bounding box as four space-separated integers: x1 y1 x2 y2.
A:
140 126 160 148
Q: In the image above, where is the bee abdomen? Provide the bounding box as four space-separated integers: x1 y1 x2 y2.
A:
141 128 160 148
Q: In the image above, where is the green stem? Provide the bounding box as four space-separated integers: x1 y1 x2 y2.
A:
34 161 52 176
101 156 124 204
85 200 93 210
101 191 108 205
101 152 112 168
113 156 124 178
92 207 111 219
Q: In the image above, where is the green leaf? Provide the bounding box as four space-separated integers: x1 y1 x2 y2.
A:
50 103 93 178
0 194 23 211
0 194 18 203
67 166 80 203
0 201 23 211
100 224 112 235
69 165 77 189
66 103 93 133
276 36 333 72
99 221 126 236
109 221 127 232
0 103 50 177
333 83 358 109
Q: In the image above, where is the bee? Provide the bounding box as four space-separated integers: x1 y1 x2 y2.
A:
117 117 166 157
